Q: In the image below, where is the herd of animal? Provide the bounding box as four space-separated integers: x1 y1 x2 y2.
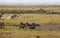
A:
0 22 40 30
0 14 19 19
20 22 40 29
0 22 60 30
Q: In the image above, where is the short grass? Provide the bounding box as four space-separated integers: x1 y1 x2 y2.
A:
0 14 60 38
0 26 60 38
0 14 60 25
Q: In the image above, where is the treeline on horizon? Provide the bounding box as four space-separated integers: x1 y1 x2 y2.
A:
0 9 60 14
0 5 60 14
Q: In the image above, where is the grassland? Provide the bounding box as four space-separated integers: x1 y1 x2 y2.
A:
0 26 60 38
0 5 60 38
0 14 60 25
0 14 60 38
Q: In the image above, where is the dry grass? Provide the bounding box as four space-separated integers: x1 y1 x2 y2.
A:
0 14 60 24
0 14 60 38
0 26 60 38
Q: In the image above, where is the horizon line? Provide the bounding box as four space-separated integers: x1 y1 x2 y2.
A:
0 2 60 5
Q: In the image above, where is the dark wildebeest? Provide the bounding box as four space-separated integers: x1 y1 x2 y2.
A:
11 15 19 19
26 23 37 29
36 24 40 27
26 23 40 30
19 22 40 30
0 22 5 29
19 22 26 29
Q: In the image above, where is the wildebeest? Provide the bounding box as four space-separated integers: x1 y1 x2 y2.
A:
25 22 35 29
19 22 40 30
29 23 36 29
29 23 40 29
11 15 19 19
19 22 26 29
26 23 40 29
36 24 40 27
28 24 36 29
0 22 5 29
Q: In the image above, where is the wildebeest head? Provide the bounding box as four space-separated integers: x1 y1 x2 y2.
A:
26 22 30 26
